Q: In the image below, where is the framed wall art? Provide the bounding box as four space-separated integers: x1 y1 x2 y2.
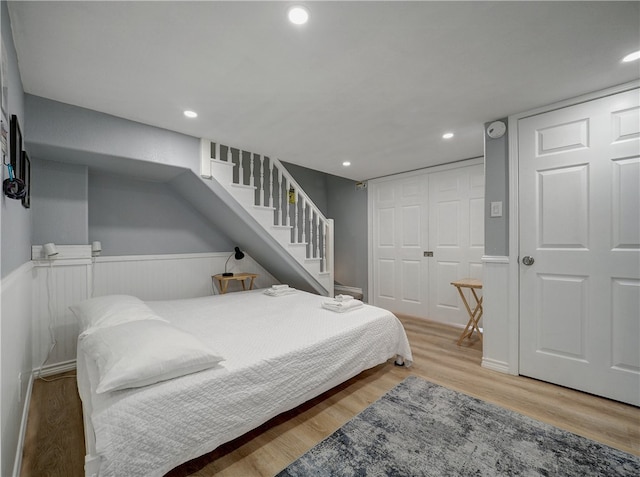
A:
10 114 21 177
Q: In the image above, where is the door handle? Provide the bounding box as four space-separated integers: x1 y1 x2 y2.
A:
522 256 535 266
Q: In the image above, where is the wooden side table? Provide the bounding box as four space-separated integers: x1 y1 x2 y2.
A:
213 273 258 294
451 278 483 345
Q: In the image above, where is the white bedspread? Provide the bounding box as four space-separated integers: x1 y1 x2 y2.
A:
77 289 412 477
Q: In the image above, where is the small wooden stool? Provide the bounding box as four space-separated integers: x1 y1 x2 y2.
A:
451 278 483 345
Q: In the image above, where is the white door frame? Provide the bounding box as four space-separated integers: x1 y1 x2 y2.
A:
503 80 640 376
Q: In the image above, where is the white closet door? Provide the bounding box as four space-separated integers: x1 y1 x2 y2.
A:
518 88 640 406
370 162 484 323
427 165 485 326
370 176 428 316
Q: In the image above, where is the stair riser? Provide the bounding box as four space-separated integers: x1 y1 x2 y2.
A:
210 160 234 185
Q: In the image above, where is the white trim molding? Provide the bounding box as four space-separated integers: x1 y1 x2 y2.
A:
1 261 34 477
12 374 33 477
481 357 511 374
35 359 77 378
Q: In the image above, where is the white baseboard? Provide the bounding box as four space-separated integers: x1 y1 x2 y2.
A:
13 360 78 476
481 357 513 375
34 359 77 378
12 372 34 477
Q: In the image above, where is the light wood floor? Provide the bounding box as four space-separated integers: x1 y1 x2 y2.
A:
20 315 639 477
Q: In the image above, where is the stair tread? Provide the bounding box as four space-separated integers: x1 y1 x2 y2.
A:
230 183 256 190
211 159 234 167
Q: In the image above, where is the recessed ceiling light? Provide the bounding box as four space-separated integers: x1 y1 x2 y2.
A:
622 50 640 62
442 132 454 139
183 110 198 118
288 5 309 25
342 161 351 167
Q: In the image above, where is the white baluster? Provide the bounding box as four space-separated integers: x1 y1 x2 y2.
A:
268 159 274 209
214 142 220 160
308 210 313 257
249 154 255 188
226 145 232 163
284 177 291 227
300 195 307 246
315 213 320 259
278 168 284 226
238 150 244 185
322 220 327 272
293 187 299 243
259 156 264 207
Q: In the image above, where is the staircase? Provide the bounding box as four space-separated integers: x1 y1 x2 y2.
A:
200 139 334 295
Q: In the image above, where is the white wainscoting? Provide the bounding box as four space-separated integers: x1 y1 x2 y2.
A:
31 251 278 366
481 255 514 374
1 261 34 477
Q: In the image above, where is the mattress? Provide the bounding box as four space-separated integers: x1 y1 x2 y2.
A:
77 289 413 477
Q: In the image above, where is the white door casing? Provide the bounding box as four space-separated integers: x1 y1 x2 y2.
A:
518 88 640 406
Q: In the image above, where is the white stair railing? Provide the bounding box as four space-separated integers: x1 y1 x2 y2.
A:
201 139 333 279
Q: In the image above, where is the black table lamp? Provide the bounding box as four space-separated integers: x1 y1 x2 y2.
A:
223 247 245 276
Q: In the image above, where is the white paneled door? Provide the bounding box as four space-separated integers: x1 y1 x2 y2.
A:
427 165 485 324
518 88 640 406
371 176 428 316
370 162 484 325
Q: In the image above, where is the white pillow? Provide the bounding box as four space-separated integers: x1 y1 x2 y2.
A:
70 295 166 336
80 320 224 393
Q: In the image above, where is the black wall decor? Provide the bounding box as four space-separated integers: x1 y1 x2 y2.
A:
21 150 30 208
10 114 21 177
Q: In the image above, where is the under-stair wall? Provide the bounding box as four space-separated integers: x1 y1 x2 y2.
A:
200 140 334 295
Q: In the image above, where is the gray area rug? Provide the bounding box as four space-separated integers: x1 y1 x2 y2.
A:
277 376 639 476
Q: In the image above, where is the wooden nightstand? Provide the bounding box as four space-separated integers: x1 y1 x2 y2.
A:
213 273 258 294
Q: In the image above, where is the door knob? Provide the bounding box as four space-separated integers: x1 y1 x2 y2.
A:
522 256 535 266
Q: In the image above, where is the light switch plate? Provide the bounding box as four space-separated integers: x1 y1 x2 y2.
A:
490 201 503 217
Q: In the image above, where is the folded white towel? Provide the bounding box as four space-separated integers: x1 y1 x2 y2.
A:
271 284 290 290
322 299 364 313
334 294 354 302
264 287 297 297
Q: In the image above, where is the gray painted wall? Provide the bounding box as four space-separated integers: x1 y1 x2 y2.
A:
31 159 88 246
283 161 369 300
1 5 33 477
23 95 234 257
326 175 369 300
1 0 29 277
281 161 329 216
25 94 200 174
484 119 509 256
89 172 233 256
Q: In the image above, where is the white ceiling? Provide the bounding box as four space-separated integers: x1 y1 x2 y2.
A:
8 1 640 181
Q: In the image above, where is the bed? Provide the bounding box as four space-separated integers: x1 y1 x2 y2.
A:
74 288 413 477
